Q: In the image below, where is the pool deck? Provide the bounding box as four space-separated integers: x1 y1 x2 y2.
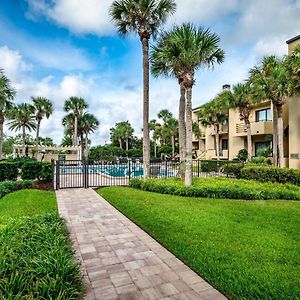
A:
56 188 227 300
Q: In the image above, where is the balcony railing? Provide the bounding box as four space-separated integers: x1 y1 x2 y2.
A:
235 121 272 136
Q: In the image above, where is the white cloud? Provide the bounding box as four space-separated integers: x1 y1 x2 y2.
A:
26 0 114 35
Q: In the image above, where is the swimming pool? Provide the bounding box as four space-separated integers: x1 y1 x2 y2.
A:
59 164 176 178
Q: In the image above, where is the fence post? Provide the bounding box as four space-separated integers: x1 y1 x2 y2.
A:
165 160 168 177
128 159 131 181
55 160 60 190
197 160 200 178
83 160 88 189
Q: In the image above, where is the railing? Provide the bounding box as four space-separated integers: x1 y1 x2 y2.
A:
236 121 273 135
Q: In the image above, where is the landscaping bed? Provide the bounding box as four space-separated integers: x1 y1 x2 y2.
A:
129 177 300 200
99 186 300 300
0 189 83 299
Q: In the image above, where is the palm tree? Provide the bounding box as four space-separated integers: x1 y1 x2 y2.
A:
32 97 53 151
151 23 224 185
110 121 134 151
192 121 202 156
285 45 300 93
249 56 291 167
0 70 15 160
79 113 99 159
64 97 88 146
165 117 178 157
198 98 228 161
8 103 36 155
149 119 158 157
110 0 176 178
221 83 254 161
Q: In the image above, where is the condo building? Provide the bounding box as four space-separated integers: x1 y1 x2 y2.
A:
192 35 300 169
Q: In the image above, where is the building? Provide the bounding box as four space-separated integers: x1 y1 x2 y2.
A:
192 35 300 169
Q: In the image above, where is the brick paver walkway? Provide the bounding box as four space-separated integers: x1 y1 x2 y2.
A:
56 188 227 300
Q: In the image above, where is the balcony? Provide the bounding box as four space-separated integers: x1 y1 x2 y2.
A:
235 121 273 136
211 124 229 135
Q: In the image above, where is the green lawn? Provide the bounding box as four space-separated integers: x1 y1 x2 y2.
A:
98 186 300 300
0 189 57 225
0 189 83 299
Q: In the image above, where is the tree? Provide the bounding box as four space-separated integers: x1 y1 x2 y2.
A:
8 103 36 155
32 97 53 151
198 98 228 161
64 97 88 146
151 23 224 185
79 113 99 159
39 137 55 147
285 45 300 94
249 56 291 167
192 121 202 155
110 0 176 178
0 70 15 160
149 119 158 157
221 83 255 161
110 121 134 151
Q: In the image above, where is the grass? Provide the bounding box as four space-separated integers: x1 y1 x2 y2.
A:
129 177 300 200
0 189 83 299
98 186 300 300
0 189 57 225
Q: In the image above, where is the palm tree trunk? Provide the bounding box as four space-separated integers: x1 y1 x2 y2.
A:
119 138 123 150
74 115 78 146
0 117 4 160
126 138 129 151
277 105 284 167
245 119 252 161
154 141 157 158
22 125 26 156
36 118 41 154
85 134 89 160
272 104 279 166
171 135 175 157
215 124 220 161
141 36 150 178
178 82 186 180
185 86 193 186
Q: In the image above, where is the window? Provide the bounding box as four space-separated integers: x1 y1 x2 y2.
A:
221 139 228 150
255 108 271 122
255 142 271 156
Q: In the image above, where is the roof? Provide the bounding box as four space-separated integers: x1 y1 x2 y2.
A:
286 35 300 44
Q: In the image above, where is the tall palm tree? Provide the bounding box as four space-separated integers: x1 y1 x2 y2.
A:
64 97 88 146
221 83 255 161
285 45 300 93
79 113 99 159
32 97 53 151
0 70 15 160
110 0 176 178
152 23 224 185
149 119 158 157
8 103 36 155
198 98 228 161
249 56 291 167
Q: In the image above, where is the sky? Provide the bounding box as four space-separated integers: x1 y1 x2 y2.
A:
0 0 299 146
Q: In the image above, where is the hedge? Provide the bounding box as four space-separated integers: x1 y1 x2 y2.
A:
5 157 37 168
240 165 300 186
0 180 35 199
21 161 53 182
0 163 18 181
129 178 300 200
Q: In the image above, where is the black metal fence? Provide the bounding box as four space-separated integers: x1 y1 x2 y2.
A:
55 159 227 189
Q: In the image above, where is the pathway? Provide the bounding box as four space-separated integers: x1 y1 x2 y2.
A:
56 188 227 300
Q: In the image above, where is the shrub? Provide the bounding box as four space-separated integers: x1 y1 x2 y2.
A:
0 180 34 198
236 149 248 162
221 163 244 178
0 163 18 181
39 162 53 182
21 161 43 180
240 165 300 186
129 178 300 200
6 157 36 168
0 214 83 299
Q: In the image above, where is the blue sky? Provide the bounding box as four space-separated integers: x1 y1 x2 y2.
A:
0 0 299 145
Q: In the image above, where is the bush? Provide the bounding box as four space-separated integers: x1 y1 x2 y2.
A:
236 149 248 162
21 161 53 182
200 160 235 173
0 180 34 199
39 162 53 182
221 163 244 178
5 157 36 168
129 178 300 200
0 214 83 299
0 163 18 181
21 161 42 180
240 165 300 186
